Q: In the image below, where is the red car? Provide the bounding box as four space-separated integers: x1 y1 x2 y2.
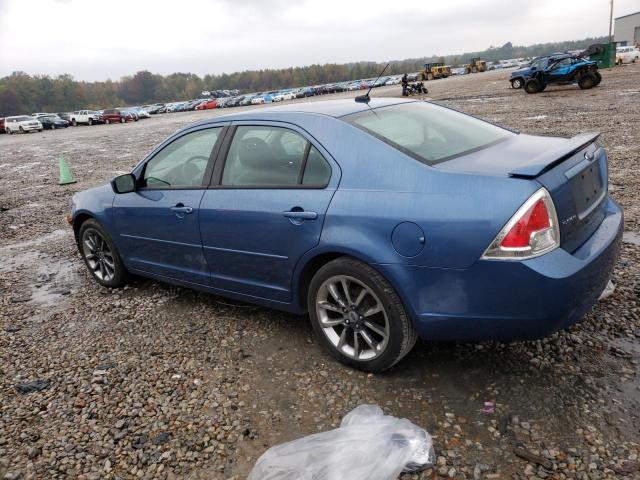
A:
195 99 218 110
102 109 134 124
0 118 5 134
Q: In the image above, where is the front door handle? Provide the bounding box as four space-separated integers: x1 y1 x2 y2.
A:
171 204 194 217
283 210 318 220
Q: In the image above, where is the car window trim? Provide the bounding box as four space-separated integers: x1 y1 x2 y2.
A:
137 125 228 191
209 123 331 190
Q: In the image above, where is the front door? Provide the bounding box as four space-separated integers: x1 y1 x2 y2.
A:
113 126 224 284
199 123 337 302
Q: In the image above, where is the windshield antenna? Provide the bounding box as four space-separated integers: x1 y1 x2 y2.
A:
355 62 390 104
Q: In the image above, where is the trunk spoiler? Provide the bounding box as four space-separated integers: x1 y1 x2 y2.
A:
509 132 601 178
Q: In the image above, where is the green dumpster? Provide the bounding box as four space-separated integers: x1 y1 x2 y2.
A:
590 43 616 68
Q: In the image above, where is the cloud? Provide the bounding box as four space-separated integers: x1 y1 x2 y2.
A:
0 0 636 81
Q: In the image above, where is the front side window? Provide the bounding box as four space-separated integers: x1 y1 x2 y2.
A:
221 126 331 187
345 102 512 164
143 128 221 188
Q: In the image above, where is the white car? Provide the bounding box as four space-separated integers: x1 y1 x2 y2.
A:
616 46 640 65
69 110 101 126
385 77 401 85
5 116 43 134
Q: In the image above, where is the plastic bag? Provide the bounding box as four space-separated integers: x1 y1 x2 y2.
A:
247 405 434 480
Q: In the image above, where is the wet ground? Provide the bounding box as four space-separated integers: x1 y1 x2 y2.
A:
1 66 639 480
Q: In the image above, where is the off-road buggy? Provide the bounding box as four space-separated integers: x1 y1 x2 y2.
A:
513 44 603 93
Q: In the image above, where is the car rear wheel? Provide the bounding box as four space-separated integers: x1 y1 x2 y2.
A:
79 219 128 288
510 78 523 89
578 72 596 89
71 119 77 126
51 124 56 130
88 118 93 125
308 257 417 372
120 117 125 123
105 119 110 124
524 78 543 93
19 127 24 133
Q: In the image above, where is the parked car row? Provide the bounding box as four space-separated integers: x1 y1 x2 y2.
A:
0 107 154 134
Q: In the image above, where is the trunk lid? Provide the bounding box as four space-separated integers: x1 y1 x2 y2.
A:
435 132 608 253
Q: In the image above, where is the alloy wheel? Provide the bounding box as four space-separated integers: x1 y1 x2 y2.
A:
82 228 116 282
315 275 389 361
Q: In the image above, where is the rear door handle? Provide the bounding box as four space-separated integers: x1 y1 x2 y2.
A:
283 210 318 220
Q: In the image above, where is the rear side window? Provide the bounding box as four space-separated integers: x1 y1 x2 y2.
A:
221 126 331 187
303 146 331 186
344 102 511 164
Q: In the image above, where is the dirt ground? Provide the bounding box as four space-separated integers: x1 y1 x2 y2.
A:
1 66 639 480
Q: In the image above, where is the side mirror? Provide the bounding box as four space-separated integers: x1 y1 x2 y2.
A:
111 173 136 194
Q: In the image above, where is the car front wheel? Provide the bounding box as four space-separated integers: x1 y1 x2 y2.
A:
308 257 417 372
79 219 128 288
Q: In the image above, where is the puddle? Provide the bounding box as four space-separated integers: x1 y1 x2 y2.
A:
622 231 640 246
0 229 83 306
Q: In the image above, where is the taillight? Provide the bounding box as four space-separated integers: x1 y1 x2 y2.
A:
482 188 559 260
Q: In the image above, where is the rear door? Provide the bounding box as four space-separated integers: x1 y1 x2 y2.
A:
199 122 338 302
112 125 226 284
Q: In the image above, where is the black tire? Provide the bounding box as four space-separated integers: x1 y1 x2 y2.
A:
71 119 77 126
578 72 596 90
105 119 110 124
524 78 542 93
511 78 523 89
120 117 125 124
51 124 56 130
88 118 93 125
19 126 24 133
78 219 128 288
307 257 417 372
593 71 602 86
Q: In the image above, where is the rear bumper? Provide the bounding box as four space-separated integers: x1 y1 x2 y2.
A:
380 196 623 341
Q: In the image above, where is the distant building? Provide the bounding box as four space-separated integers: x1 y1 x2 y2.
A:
614 11 640 46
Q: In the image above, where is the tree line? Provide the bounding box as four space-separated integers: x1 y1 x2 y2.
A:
0 36 606 116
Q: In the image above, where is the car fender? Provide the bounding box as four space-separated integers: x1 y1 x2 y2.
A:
71 184 116 243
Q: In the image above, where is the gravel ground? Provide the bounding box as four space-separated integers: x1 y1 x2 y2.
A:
1 66 639 480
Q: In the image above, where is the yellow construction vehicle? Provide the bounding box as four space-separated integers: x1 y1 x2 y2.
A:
420 63 452 80
464 57 487 74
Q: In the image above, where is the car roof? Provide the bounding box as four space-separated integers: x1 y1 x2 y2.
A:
191 97 416 128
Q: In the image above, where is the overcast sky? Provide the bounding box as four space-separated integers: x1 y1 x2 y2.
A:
0 0 636 81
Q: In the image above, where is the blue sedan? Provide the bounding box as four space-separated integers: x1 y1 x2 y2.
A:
69 98 623 372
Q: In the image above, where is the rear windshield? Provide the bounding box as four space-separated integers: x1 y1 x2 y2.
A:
345 102 512 164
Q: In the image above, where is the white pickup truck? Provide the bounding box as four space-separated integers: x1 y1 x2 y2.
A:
69 110 102 126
